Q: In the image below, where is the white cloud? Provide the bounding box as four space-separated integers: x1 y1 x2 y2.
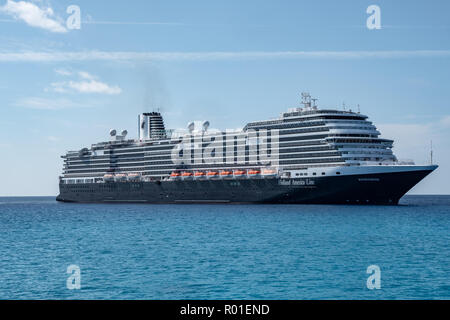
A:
1 50 450 63
15 97 88 110
48 82 68 93
49 70 122 95
78 71 94 80
67 80 122 95
54 68 71 76
0 0 67 33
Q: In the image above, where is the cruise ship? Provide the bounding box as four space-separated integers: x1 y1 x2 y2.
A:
57 93 437 204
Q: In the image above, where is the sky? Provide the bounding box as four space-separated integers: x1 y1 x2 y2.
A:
0 0 449 196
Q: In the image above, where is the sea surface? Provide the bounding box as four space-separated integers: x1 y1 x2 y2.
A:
0 195 449 300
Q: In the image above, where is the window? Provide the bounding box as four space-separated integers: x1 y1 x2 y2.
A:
336 172 341 175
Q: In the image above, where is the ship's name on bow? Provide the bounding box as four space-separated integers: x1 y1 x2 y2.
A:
279 179 315 186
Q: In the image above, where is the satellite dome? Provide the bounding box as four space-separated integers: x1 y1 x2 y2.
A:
202 121 210 132
109 129 117 136
187 122 195 133
121 130 128 136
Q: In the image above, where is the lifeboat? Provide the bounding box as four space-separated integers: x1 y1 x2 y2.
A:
194 171 206 179
103 174 115 183
181 172 193 180
115 173 128 182
206 171 219 179
127 173 141 181
170 172 181 180
261 168 278 178
247 169 261 178
233 170 246 179
219 170 233 179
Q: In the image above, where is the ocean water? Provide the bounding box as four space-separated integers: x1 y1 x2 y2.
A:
0 195 449 300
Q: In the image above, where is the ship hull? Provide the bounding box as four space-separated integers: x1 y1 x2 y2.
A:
56 166 436 205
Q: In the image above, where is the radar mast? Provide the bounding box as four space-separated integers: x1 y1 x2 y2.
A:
301 92 312 110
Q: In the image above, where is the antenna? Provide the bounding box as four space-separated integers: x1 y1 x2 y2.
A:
430 140 433 165
311 98 318 108
357 104 360 114
301 92 311 109
342 102 346 111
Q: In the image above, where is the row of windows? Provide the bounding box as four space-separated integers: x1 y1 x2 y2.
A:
328 125 376 131
280 158 345 165
328 138 392 144
248 120 326 130
251 121 375 132
294 171 341 177
280 152 341 159
65 143 335 166
63 157 346 175
341 150 392 155
65 151 344 172
246 114 366 128
65 146 341 168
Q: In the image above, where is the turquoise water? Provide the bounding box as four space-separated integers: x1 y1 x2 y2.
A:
0 195 449 299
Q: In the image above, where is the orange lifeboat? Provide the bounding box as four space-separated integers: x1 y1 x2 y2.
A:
206 171 219 179
233 170 246 178
247 169 260 178
181 172 193 179
219 170 233 178
194 171 206 179
170 172 181 180
261 168 278 178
